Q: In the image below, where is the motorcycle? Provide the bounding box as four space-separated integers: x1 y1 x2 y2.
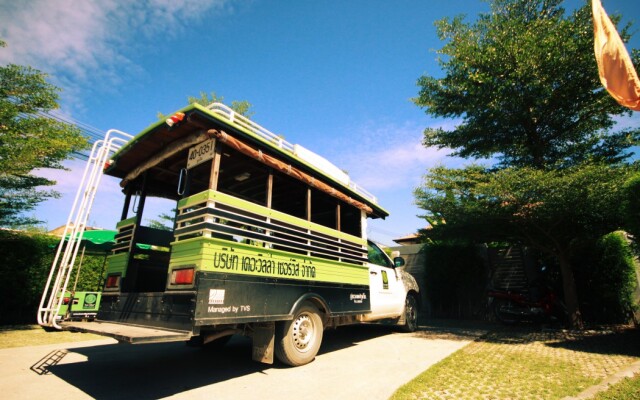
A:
487 272 567 326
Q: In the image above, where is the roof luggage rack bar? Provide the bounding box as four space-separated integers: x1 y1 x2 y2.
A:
37 129 133 329
207 102 294 153
205 102 378 204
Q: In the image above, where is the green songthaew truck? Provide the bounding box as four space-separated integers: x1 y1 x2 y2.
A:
38 103 419 366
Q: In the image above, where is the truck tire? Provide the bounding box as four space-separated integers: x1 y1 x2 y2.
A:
275 302 323 366
399 294 419 332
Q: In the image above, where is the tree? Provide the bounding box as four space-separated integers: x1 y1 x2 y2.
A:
187 91 254 118
413 0 640 328
147 209 175 231
415 162 638 327
158 91 254 120
414 0 639 169
0 40 87 227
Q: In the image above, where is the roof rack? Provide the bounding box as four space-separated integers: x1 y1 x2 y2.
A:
206 102 378 204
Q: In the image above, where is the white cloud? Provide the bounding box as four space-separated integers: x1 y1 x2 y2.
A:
0 0 233 106
33 159 126 229
35 159 122 195
325 119 458 192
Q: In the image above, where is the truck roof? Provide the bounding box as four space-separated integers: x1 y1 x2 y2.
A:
105 102 389 219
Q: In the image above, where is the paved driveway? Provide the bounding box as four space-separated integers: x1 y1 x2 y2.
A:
0 324 486 400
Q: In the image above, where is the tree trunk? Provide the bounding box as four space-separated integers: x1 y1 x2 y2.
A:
558 251 584 329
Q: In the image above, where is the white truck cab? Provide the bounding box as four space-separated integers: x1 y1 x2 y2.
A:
364 241 419 329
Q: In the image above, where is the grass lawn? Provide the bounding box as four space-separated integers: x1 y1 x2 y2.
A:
592 373 640 400
391 326 640 400
0 324 103 349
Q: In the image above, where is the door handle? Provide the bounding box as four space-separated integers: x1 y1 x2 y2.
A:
370 271 378 275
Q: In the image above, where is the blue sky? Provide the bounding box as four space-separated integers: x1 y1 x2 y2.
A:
1 0 639 245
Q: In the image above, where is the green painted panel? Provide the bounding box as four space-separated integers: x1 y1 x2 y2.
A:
169 237 208 269
177 190 212 209
106 252 129 277
169 237 369 286
116 217 136 229
178 190 366 245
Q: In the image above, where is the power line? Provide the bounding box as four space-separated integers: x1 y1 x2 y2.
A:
36 111 107 161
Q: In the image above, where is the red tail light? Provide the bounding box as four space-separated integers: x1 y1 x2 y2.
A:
106 275 120 288
171 268 195 285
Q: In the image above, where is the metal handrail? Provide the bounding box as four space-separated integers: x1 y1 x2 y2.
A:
207 103 294 153
205 103 378 204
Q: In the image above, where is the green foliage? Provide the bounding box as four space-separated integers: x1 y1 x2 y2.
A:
158 90 254 120
0 230 106 325
416 162 637 327
0 230 55 324
572 232 638 324
622 173 640 239
416 163 636 249
422 242 487 317
0 43 87 227
146 210 175 231
188 91 254 118
72 253 107 292
413 0 640 328
414 0 639 169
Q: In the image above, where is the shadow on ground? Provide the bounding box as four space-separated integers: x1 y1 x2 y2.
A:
48 337 262 400
467 323 640 358
546 326 640 357
412 318 493 341
45 324 401 400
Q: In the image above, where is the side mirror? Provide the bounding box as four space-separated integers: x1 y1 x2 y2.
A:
393 256 405 268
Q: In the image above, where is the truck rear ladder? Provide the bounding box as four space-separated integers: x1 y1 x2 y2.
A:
37 130 132 329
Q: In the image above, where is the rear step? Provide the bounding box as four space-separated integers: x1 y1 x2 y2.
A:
60 321 192 344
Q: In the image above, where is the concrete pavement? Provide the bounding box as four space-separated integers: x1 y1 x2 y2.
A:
0 324 486 400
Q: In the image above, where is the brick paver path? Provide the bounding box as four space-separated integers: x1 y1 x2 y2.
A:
407 326 640 400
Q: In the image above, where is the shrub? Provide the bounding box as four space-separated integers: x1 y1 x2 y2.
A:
572 232 638 324
0 230 106 325
622 174 640 240
0 230 56 324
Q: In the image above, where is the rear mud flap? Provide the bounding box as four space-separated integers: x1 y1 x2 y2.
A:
252 322 275 364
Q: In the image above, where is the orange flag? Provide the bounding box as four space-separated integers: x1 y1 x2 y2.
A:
592 0 640 111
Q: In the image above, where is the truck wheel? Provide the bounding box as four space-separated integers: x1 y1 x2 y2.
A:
399 294 418 332
275 302 323 366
